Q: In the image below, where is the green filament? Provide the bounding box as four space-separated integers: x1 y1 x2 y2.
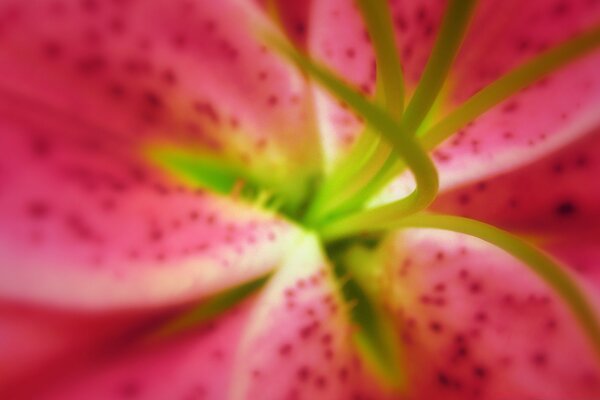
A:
259 29 439 229
420 24 600 150
402 0 478 136
304 0 405 223
308 0 477 224
335 23 600 218
355 0 405 116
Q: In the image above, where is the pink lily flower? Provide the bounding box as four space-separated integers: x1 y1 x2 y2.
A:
1 0 600 399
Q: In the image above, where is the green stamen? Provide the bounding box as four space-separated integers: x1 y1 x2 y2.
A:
355 0 405 116
258 29 439 230
304 0 405 223
340 213 600 361
310 0 477 223
420 24 600 150
402 0 478 136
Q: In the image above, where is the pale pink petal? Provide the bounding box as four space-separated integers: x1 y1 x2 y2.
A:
289 0 600 186
0 0 319 181
303 0 446 166
23 236 392 400
33 300 255 400
0 0 309 309
433 127 600 232
384 229 600 400
232 235 393 400
429 0 600 189
0 118 299 309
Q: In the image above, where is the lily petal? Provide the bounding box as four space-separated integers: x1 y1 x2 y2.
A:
0 0 320 184
232 234 393 399
36 300 255 400
433 126 600 233
0 303 172 397
384 228 600 399
25 235 392 400
0 0 313 309
285 0 600 190
424 0 600 189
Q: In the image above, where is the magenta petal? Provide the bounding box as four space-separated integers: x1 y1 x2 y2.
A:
386 229 600 400
432 0 600 188
0 303 167 397
0 0 315 309
433 128 600 235
0 0 319 177
37 300 255 400
0 97 300 309
232 235 392 399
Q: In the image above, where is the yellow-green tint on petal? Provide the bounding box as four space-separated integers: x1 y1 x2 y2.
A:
143 142 247 195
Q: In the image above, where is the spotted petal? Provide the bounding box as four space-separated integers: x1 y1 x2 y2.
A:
0 0 315 309
23 235 393 399
383 228 600 399
286 0 600 189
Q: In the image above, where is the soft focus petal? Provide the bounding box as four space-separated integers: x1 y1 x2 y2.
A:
433 126 600 233
0 0 320 184
0 92 299 310
27 235 391 400
0 0 312 309
417 0 600 189
383 229 600 400
0 302 150 393
291 0 600 185
35 300 255 400
232 234 392 399
432 127 600 290
304 0 445 166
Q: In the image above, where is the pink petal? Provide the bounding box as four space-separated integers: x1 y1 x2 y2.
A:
432 127 600 236
291 0 600 187
35 300 256 400
0 0 319 180
0 119 298 308
0 0 311 309
0 302 170 397
232 235 393 399
430 0 600 189
26 236 391 400
385 229 600 400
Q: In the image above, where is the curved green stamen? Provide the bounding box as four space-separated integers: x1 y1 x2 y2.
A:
402 0 478 136
304 0 405 223
420 24 600 150
355 0 405 116
259 30 439 230
313 0 477 222
343 213 600 361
